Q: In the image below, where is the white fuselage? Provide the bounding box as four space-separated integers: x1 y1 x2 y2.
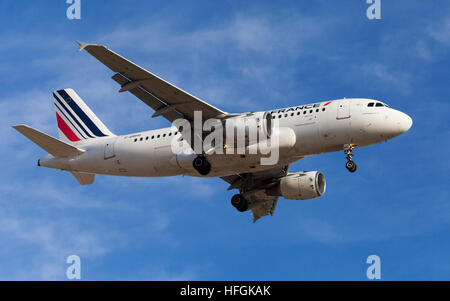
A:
39 98 412 178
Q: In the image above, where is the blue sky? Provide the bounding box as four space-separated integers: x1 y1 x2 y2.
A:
0 0 449 280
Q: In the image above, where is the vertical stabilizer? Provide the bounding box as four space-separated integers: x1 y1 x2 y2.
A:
53 89 114 142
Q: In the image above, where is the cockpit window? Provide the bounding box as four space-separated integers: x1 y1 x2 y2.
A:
368 102 374 107
376 102 384 107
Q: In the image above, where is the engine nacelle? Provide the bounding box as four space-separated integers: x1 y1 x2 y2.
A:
223 112 272 145
169 152 197 170
267 171 326 200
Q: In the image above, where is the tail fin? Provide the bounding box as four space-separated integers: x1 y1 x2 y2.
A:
53 89 114 142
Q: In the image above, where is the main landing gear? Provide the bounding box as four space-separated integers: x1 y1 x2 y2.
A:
231 194 248 212
344 144 357 173
192 155 211 176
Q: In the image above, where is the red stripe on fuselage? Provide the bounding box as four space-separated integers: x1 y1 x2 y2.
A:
56 112 81 142
323 101 332 106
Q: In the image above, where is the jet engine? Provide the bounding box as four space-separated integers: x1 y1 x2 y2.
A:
224 112 272 144
267 171 326 200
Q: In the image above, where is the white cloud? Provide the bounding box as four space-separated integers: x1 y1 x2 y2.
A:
429 18 450 47
0 175 174 280
298 217 344 243
95 13 332 109
360 63 412 94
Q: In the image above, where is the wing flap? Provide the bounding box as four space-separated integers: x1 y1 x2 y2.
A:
111 73 182 122
221 164 292 222
251 197 279 223
13 125 84 158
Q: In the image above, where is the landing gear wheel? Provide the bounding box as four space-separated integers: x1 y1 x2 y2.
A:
192 156 211 176
231 194 248 212
344 144 358 173
345 160 357 173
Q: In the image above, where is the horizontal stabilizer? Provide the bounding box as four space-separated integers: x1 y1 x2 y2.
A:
70 171 95 185
12 125 84 158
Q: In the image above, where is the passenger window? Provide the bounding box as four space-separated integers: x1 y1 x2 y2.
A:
163 134 166 137
146 137 149 140
169 133 172 136
303 111 306 115
309 110 313 114
284 114 288 117
322 108 325 111
291 113 294 117
368 103 374 107
376 102 383 107
134 138 137 142
157 135 160 138
139 138 143 141
316 109 319 112
297 112 300 115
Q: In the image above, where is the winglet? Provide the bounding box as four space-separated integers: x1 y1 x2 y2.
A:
76 40 89 52
76 41 108 52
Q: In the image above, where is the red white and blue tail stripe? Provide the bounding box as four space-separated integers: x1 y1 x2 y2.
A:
53 89 114 142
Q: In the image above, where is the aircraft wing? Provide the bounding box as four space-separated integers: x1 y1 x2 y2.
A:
76 41 228 123
221 164 291 222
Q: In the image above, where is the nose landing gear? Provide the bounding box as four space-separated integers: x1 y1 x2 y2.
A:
345 160 357 173
344 144 357 173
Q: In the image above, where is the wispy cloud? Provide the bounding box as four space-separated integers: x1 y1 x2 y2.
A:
298 218 344 244
0 176 173 280
429 18 450 47
360 63 412 93
97 13 333 110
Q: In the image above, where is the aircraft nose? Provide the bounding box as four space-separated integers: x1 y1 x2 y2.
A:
378 110 413 139
397 111 413 133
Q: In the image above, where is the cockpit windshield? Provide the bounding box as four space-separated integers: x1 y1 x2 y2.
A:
368 102 389 108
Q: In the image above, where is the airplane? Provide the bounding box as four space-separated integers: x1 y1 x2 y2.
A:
13 41 413 222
